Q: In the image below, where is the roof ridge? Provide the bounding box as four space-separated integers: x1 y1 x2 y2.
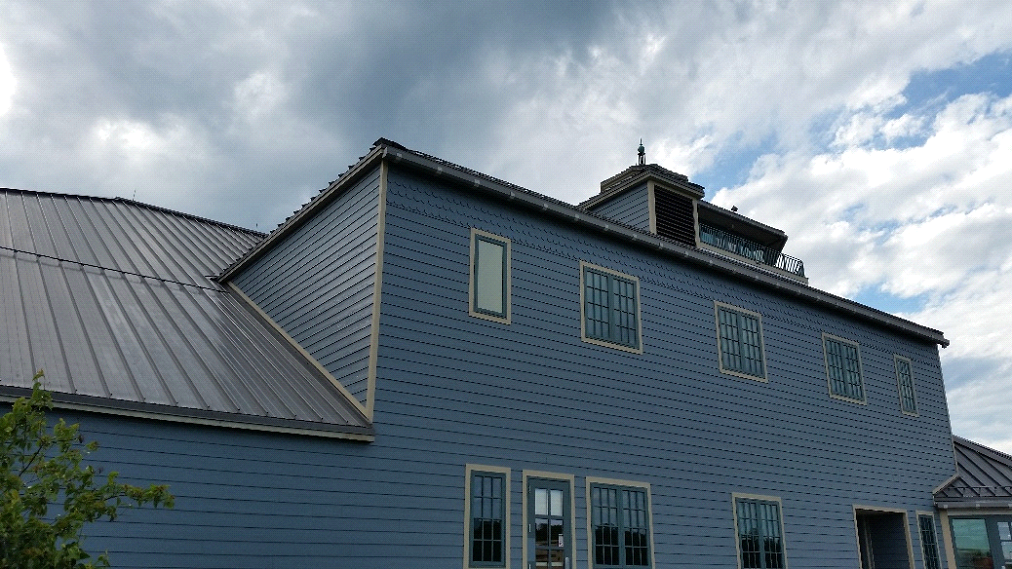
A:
0 187 265 237
954 435 1012 469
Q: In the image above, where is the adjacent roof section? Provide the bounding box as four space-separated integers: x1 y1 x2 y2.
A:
935 436 1012 507
0 189 372 439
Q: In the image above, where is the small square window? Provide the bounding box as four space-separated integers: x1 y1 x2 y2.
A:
918 514 941 569
581 262 642 353
470 229 510 324
733 495 787 569
895 356 918 415
822 334 866 403
588 481 652 568
466 466 510 568
715 302 767 381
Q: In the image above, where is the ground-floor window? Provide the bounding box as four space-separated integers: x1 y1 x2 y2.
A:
950 516 1012 569
588 481 652 568
918 514 941 569
733 495 786 569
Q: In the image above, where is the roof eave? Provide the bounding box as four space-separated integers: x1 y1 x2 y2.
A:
0 387 375 441
383 144 948 348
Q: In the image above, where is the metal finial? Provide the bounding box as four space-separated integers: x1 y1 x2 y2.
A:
637 139 645 166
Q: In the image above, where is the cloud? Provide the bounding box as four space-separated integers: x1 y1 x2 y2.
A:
0 44 14 117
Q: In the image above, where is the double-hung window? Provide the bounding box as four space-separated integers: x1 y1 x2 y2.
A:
588 480 652 568
715 302 767 381
918 514 942 569
465 466 510 568
822 334 866 403
733 495 787 569
581 262 642 353
895 356 918 415
470 229 510 324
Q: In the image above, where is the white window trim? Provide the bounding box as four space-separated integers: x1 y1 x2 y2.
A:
822 332 867 405
586 477 655 569
714 301 768 383
894 355 919 416
579 261 644 354
469 228 511 324
464 464 511 569
731 493 789 569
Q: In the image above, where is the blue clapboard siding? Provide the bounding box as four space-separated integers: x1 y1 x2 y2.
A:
372 165 954 569
584 183 652 231
48 158 953 569
231 171 381 407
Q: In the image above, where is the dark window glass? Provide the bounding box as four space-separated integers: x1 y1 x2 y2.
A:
735 498 786 569
591 484 650 568
471 472 506 567
584 267 639 349
717 306 765 379
896 358 918 414
919 515 941 569
825 337 865 402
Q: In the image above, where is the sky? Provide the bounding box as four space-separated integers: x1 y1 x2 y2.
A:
1 0 1011 452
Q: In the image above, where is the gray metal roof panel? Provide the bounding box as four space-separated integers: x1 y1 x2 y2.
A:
0 190 371 437
935 436 1012 503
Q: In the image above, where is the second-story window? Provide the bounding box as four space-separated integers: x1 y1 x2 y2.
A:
470 229 511 324
823 334 865 403
581 262 642 353
715 302 767 381
895 356 918 415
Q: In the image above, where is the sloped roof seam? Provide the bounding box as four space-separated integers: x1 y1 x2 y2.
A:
0 244 223 292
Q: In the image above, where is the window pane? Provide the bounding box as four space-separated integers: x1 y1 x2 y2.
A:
826 337 864 401
591 484 650 568
583 267 639 349
735 498 786 569
717 306 764 378
475 238 505 316
952 518 992 569
919 515 942 569
896 358 917 413
535 488 548 516
471 472 505 566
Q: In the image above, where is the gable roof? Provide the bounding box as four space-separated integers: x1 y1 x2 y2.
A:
935 436 1012 507
0 189 372 439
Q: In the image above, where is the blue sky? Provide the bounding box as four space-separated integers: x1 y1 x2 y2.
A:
2 0 1012 452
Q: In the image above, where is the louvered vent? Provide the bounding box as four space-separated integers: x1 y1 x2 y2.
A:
654 188 696 247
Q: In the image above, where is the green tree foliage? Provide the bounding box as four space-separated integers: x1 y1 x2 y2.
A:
1 370 173 568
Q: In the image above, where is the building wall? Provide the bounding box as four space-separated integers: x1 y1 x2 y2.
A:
584 183 651 231
372 164 955 568
57 160 955 569
231 170 381 408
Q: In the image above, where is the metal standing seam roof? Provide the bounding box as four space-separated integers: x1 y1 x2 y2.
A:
0 189 372 438
935 436 1012 505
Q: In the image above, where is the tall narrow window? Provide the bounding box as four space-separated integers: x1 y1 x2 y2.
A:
823 334 865 403
715 302 767 381
733 496 787 569
589 482 652 568
467 468 508 568
918 514 941 569
581 262 642 352
470 229 510 323
895 356 918 415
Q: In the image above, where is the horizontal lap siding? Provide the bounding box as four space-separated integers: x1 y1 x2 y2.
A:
231 172 381 406
374 167 955 569
585 183 651 231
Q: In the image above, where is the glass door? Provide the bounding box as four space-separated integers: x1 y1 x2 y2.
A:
527 478 571 569
992 519 1012 569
